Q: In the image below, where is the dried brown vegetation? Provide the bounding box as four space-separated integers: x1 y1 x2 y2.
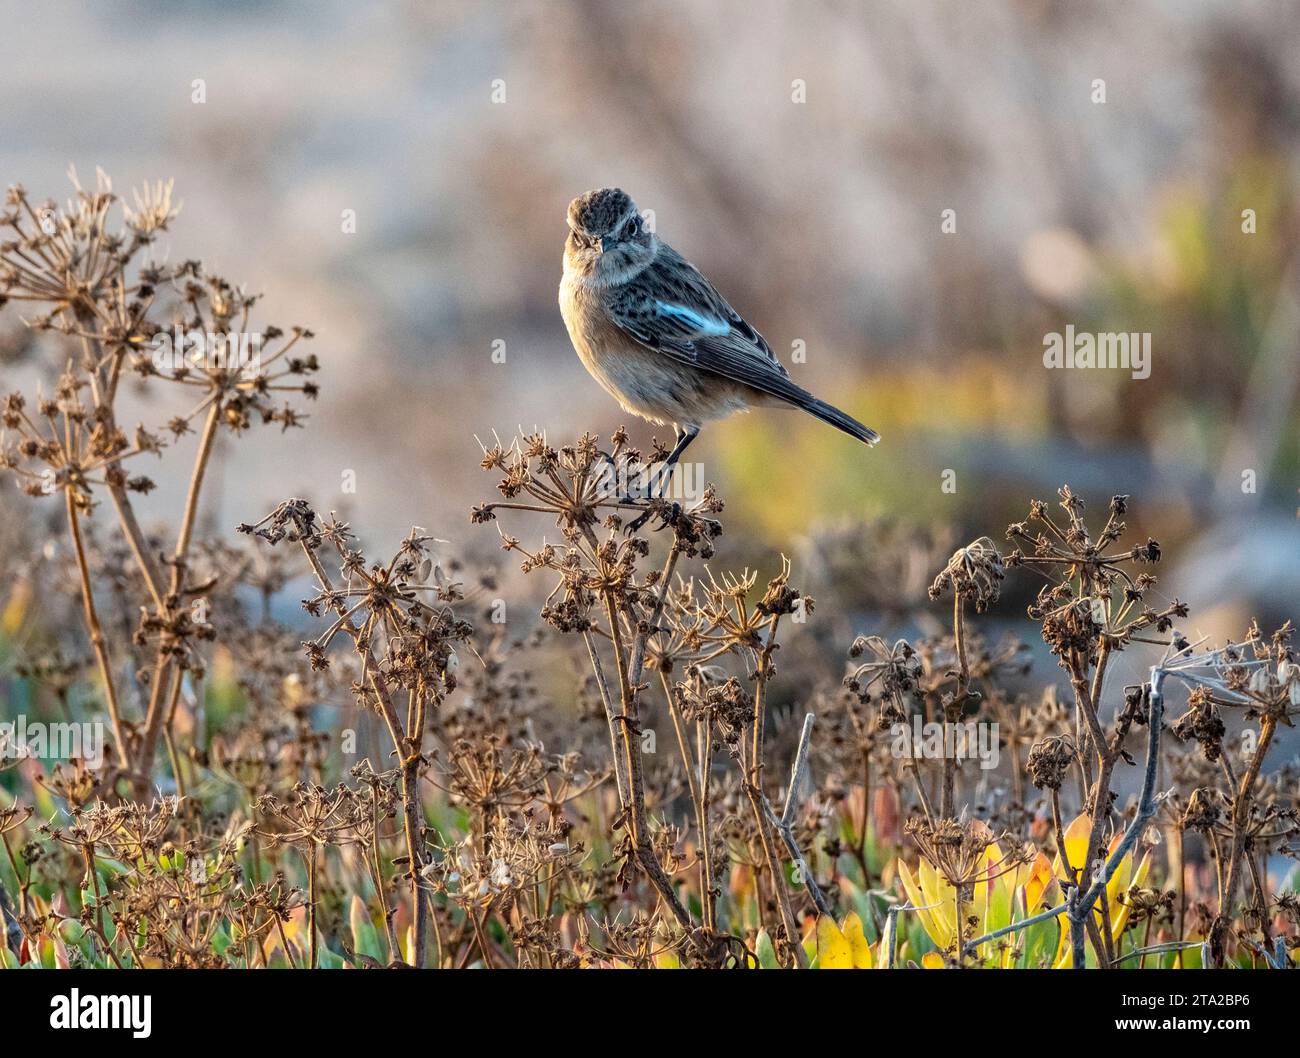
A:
0 175 1296 970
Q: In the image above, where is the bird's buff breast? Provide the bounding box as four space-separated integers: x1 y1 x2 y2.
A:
559 272 755 429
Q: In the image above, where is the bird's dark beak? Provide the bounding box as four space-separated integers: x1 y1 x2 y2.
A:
600 235 616 253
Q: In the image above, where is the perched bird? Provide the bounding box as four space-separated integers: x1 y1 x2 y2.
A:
558 187 878 508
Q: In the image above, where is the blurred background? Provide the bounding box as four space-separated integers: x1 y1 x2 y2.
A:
1 0 1298 665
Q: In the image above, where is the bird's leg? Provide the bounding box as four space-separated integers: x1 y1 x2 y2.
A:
626 427 698 531
652 426 698 497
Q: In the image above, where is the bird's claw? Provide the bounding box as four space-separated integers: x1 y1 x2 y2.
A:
623 500 681 535
624 509 653 534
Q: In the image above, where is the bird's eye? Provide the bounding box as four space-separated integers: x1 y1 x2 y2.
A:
626 216 641 238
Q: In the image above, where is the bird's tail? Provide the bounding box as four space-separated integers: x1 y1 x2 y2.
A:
799 394 880 446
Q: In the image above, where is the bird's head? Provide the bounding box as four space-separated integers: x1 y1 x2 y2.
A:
564 187 655 281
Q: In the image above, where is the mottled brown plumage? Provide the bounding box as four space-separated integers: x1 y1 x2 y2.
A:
559 188 878 477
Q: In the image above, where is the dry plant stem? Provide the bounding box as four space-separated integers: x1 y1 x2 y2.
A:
1115 940 1204 966
857 747 873 884
1086 642 1113 767
163 729 186 799
1097 889 1116 966
471 911 495 969
1211 713 1278 965
80 844 122 968
65 490 130 770
658 671 698 805
161 668 186 797
81 845 106 941
136 400 223 781
1246 854 1271 954
954 884 967 966
910 757 935 824
306 843 319 969
1068 646 1119 966
582 629 632 806
367 800 400 962
1084 914 1109 969
658 670 711 928
742 617 807 966
296 536 428 967
428 891 444 968
1068 672 1165 969
766 713 832 917
697 716 715 930
1 834 30 922
0 882 19 956
1175 825 1187 957
942 594 971 818
106 485 165 610
601 592 693 932
81 331 166 607
373 673 429 969
275 916 299 968
627 543 681 690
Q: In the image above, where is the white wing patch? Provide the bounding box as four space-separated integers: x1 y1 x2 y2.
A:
655 301 731 337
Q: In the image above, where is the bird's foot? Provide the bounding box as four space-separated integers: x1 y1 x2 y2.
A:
624 500 681 535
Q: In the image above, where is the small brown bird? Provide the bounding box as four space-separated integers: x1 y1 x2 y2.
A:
558 187 878 501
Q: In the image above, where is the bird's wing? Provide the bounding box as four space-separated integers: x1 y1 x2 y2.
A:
603 243 880 446
603 243 803 400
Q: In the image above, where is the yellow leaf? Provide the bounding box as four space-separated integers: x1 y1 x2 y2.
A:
921 951 945 969
1024 851 1055 913
1053 813 1093 881
972 840 995 927
918 857 958 945
989 837 1028 917
816 915 854 969
1108 850 1151 941
897 859 949 952
841 911 874 968
1051 839 1145 967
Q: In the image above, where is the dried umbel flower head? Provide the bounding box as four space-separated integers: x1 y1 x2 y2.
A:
844 635 923 724
442 735 549 814
0 174 320 504
0 799 32 836
1026 734 1075 791
1219 621 1300 722
929 537 1005 612
1170 688 1226 762
904 815 1030 890
0 378 160 508
674 674 753 749
472 430 723 551
1006 489 1185 656
121 178 180 239
1182 786 1223 832
253 783 366 850
242 501 473 698
1119 886 1176 924
37 759 99 809
1 169 326 791
430 812 582 917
